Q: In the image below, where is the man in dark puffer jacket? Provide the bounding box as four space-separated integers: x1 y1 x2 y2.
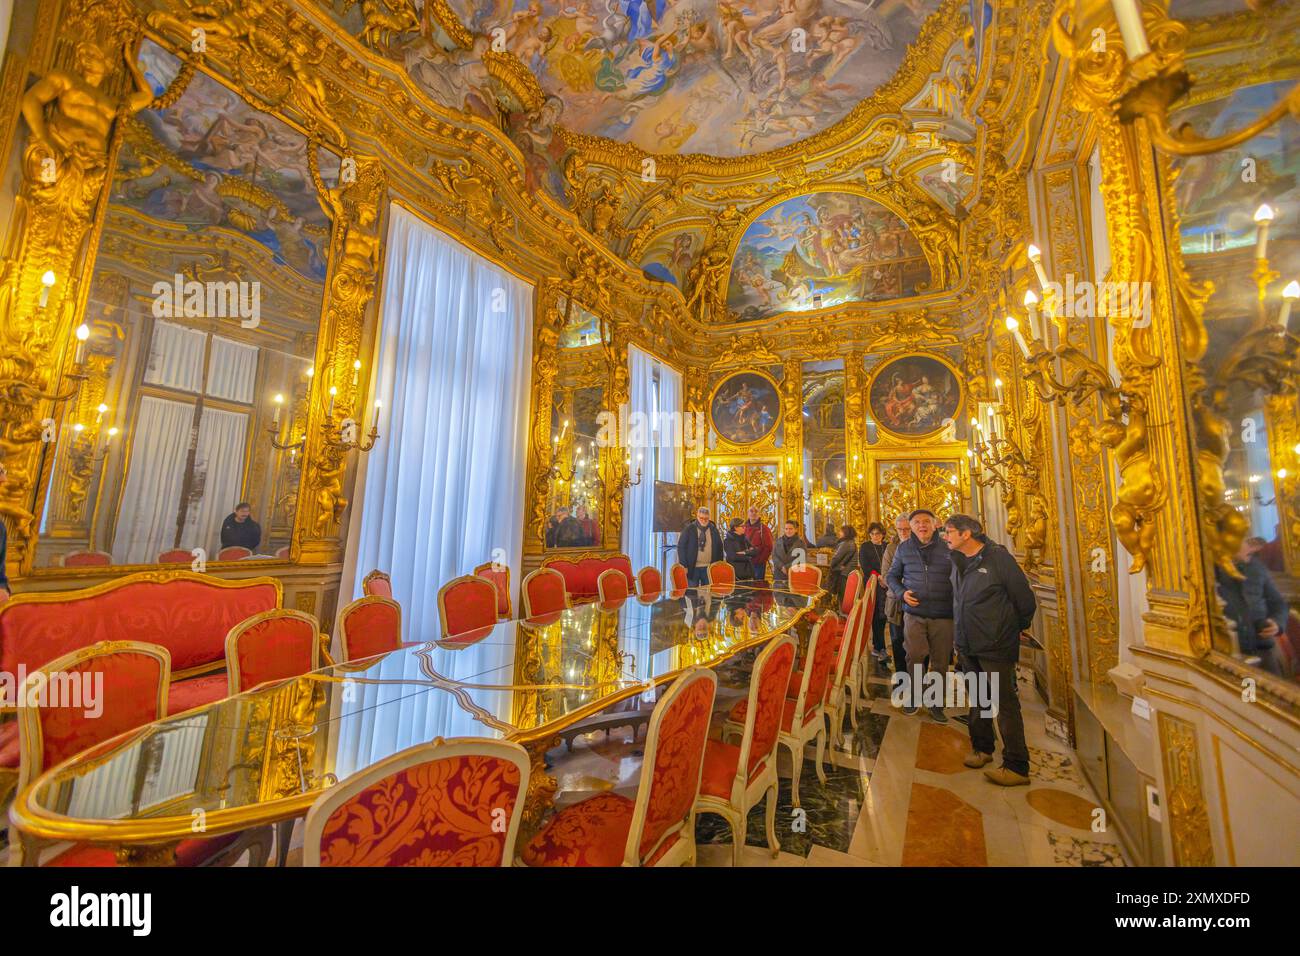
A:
945 514 1037 786
885 508 954 722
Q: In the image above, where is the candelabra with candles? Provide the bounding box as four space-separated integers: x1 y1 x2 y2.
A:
689 459 725 503
968 414 1035 491
617 450 644 489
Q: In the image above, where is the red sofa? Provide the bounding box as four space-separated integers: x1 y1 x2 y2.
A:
0 570 282 789
540 553 635 604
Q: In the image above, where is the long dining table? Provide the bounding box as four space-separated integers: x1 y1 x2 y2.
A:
9 584 824 864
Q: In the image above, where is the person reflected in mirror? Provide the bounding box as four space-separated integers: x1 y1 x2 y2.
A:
545 506 584 548
575 503 599 546
771 519 811 588
816 523 838 548
828 524 858 603
220 501 261 552
859 521 889 666
1216 538 1290 677
677 506 723 587
742 505 774 583
723 517 757 582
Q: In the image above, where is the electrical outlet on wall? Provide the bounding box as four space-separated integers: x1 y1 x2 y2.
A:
1146 784 1162 822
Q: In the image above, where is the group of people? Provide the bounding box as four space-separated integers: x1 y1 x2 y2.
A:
675 503 1039 787
544 504 600 549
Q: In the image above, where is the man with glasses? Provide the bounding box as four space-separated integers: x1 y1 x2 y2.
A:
678 506 724 587
944 514 1036 786
885 508 955 721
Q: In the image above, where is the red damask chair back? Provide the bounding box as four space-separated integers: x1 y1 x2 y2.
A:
795 616 842 724
625 666 717 866
61 550 111 567
303 738 531 867
218 546 253 561
597 568 629 604
362 570 393 599
437 575 499 640
472 562 512 619
739 635 797 783
16 641 170 793
338 596 402 662
669 563 689 590
637 566 662 597
707 561 735 593
157 549 193 564
840 568 863 616
522 568 568 619
225 609 321 695
788 565 822 594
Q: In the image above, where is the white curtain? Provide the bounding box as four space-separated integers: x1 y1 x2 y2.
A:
206 335 257 404
622 345 682 575
111 396 193 563
185 406 249 555
341 205 534 649
144 320 206 392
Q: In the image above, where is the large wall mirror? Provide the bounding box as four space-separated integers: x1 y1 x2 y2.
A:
801 359 847 546
543 346 606 551
1167 77 1299 684
35 39 338 570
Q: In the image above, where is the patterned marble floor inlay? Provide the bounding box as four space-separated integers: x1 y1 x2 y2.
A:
901 783 988 866
914 722 972 775
1026 787 1100 830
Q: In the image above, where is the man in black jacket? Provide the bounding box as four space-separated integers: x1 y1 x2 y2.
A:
677 506 724 586
885 508 954 722
944 514 1037 786
1215 540 1289 676
220 502 261 552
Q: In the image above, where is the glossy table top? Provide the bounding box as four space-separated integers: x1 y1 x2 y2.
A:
11 585 819 843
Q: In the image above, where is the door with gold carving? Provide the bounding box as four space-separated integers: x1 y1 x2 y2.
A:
715 463 781 530
875 459 962 523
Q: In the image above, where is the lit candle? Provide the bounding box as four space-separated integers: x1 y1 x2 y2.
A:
1110 0 1150 59
1279 281 1299 332
1255 204 1275 259
74 323 90 364
1005 316 1030 358
39 270 56 308
272 393 284 426
306 366 315 380
1026 244 1049 291
1023 289 1042 340
352 359 361 386
994 377 1004 403
373 399 382 432
95 403 107 425
105 426 118 449
328 385 337 416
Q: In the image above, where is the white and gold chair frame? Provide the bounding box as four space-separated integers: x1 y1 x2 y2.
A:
336 595 403 664
828 588 870 749
223 608 324 697
695 634 797 866
521 566 570 619
301 737 532 867
597 567 630 603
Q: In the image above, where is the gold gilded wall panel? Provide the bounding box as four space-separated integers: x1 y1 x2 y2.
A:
1157 711 1216 867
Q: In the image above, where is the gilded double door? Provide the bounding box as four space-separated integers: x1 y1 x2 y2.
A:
875 459 962 523
715 463 781 530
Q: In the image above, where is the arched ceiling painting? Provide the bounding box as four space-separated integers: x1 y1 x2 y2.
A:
725 192 930 323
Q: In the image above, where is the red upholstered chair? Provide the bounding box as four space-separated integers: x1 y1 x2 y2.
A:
707 561 735 593
695 634 797 865
303 738 530 867
157 548 193 564
472 562 512 620
522 567 568 619
840 568 863 616
9 641 271 867
788 564 822 594
669 563 689 590
218 546 253 561
224 609 322 696
637 566 663 598
338 596 402 663
523 667 717 867
437 575 499 641
827 591 871 747
362 569 392 598
60 550 111 567
725 614 840 809
597 568 630 605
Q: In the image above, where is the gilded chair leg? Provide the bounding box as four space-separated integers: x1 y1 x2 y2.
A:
728 810 745 867
848 683 860 728
787 739 803 810
765 785 780 859
275 819 295 867
814 728 828 785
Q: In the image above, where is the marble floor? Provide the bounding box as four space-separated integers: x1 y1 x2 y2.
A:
544 660 1129 868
